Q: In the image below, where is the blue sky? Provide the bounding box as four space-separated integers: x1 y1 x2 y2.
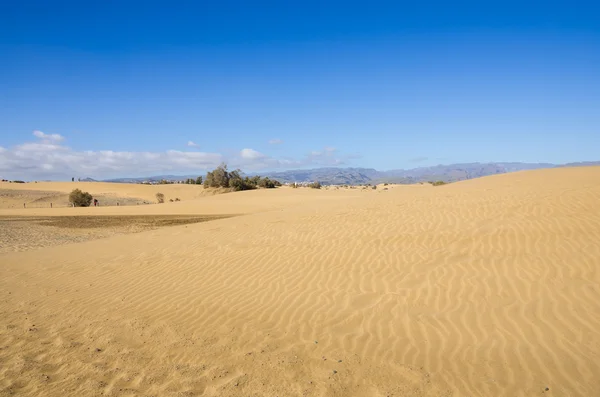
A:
1 1 599 179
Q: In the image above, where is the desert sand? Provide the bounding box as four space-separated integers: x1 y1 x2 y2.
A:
1 167 600 396
0 181 227 209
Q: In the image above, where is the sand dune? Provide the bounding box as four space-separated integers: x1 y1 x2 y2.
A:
1 167 600 396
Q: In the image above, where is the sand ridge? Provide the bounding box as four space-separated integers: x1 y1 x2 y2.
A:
1 166 600 396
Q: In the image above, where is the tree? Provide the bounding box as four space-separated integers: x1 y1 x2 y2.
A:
204 171 215 188
195 176 203 185
156 192 165 203
69 189 93 207
212 163 230 187
204 164 232 188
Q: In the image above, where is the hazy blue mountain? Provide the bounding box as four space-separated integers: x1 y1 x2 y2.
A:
102 161 599 185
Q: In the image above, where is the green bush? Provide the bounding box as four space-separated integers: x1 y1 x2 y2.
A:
69 189 93 207
229 176 255 191
258 177 276 188
309 181 322 189
431 181 447 186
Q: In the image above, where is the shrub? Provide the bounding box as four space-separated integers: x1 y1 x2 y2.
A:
156 192 165 203
258 177 276 189
69 189 93 207
195 176 203 185
432 181 447 186
203 164 280 191
175 197 181 201
229 176 255 191
309 181 322 189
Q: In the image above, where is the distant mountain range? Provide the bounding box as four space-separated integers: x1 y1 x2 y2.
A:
102 161 600 186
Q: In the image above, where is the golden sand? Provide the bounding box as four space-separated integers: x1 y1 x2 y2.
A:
1 167 599 396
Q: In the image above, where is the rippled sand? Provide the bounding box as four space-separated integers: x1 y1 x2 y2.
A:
1 167 599 396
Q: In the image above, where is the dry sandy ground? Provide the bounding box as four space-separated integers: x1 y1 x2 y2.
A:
0 181 226 209
1 167 600 396
0 215 233 254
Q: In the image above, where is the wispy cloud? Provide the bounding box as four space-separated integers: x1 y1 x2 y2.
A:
33 130 64 142
268 138 283 145
409 156 429 163
187 140 199 147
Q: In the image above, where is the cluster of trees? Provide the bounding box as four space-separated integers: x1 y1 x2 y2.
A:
204 164 281 191
184 176 203 185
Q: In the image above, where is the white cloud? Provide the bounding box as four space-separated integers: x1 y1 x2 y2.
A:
231 146 349 171
305 146 345 166
240 148 266 160
268 138 283 145
33 130 64 142
0 133 357 180
0 133 224 180
187 141 199 147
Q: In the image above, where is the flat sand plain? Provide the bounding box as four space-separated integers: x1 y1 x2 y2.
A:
1 167 599 396
0 181 227 209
